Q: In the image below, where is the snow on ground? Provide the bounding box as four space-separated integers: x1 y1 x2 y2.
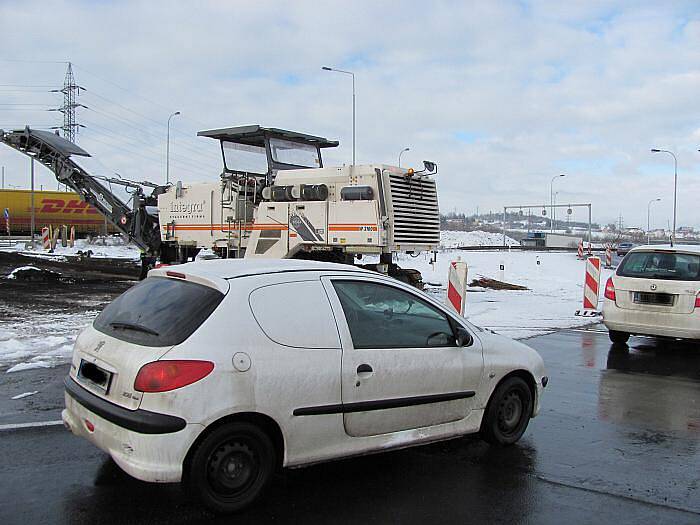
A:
6 266 42 279
440 230 518 248
0 236 141 261
0 309 100 372
399 249 613 339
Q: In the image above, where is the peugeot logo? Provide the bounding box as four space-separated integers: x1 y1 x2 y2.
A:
94 341 105 352
650 284 657 291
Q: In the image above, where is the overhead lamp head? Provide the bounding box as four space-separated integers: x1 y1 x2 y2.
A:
423 160 437 173
651 148 661 152
321 66 332 71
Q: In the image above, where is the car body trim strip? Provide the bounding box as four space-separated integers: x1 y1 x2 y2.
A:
64 376 187 434
292 390 475 416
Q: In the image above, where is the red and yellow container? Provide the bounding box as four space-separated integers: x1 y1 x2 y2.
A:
0 189 115 235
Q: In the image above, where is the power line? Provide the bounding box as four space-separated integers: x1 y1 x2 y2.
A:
0 108 55 112
80 120 215 178
72 63 211 128
0 58 68 64
0 83 60 88
83 104 219 165
80 89 218 152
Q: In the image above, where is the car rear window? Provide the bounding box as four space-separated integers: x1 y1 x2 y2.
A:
94 277 224 347
617 251 700 281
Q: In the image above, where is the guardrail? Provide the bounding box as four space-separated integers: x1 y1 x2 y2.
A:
451 245 606 252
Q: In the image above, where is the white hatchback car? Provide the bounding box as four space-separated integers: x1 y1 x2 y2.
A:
62 259 547 513
603 245 700 344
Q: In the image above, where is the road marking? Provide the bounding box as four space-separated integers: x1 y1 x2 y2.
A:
0 420 64 432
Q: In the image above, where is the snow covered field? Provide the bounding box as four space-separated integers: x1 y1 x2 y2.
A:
0 232 612 372
399 249 612 339
0 309 99 373
440 230 518 248
0 236 141 261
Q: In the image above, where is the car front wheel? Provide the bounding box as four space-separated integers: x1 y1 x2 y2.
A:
480 376 533 446
608 330 630 345
188 422 277 514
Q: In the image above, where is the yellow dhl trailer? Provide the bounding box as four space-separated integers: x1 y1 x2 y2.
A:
0 188 115 235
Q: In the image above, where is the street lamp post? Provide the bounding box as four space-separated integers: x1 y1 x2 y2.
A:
398 147 410 167
322 66 355 166
166 111 181 184
651 148 677 245
647 198 661 245
550 174 565 233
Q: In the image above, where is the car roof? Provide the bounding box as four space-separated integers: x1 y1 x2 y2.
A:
629 244 700 255
154 258 376 282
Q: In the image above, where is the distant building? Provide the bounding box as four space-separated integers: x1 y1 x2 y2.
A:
520 232 583 248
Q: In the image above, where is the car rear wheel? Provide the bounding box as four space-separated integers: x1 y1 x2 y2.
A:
188 422 276 514
480 376 533 446
608 330 630 345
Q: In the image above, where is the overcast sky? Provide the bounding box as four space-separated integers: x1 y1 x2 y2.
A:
1 0 699 229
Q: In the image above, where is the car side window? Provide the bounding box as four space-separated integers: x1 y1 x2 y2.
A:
249 280 341 349
332 280 457 349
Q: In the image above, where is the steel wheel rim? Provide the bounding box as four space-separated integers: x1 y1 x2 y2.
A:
207 440 258 496
497 390 524 436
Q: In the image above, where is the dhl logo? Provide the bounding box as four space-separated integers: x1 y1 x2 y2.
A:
39 199 99 215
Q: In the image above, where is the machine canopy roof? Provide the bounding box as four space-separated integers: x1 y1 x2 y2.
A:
5 127 91 157
197 125 339 149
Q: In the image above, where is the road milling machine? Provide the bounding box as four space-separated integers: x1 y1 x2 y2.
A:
158 125 440 286
1 125 441 286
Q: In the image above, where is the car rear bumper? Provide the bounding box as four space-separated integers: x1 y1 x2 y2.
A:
602 299 700 339
62 377 204 483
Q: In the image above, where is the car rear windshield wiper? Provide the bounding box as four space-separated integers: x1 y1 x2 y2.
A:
109 322 159 336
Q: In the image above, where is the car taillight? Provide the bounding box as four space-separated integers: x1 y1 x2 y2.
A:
604 277 616 301
695 295 700 309
134 360 214 393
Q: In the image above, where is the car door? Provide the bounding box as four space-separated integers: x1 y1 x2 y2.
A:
322 276 484 438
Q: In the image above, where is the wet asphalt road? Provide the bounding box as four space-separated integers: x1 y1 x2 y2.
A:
1 328 699 524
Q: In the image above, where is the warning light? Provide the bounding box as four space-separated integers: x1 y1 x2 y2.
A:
119 216 127 225
407 168 414 175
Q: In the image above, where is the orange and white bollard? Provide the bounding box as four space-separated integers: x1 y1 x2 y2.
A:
576 256 601 316
605 246 613 268
446 258 468 316
587 242 593 256
69 226 75 248
41 227 51 250
577 240 584 259
50 226 60 251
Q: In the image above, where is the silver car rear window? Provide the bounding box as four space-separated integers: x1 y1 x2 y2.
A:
617 251 700 281
94 277 224 347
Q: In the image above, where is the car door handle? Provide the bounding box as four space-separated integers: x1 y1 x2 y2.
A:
357 364 373 374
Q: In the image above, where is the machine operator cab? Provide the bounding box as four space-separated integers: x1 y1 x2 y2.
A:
197 125 339 186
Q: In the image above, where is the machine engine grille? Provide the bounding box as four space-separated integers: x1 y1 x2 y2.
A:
386 173 440 247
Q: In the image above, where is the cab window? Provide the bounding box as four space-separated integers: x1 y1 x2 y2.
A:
332 280 456 349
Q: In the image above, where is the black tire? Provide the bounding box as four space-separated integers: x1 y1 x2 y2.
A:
187 422 276 514
480 376 533 446
609 330 630 345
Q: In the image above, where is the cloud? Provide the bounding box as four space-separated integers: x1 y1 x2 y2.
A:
0 0 699 228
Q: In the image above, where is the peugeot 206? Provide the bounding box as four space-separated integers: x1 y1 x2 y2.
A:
62 259 547 513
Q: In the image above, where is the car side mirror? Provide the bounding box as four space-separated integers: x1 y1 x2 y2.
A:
456 326 472 347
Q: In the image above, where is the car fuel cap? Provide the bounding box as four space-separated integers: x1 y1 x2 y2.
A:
232 352 251 372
